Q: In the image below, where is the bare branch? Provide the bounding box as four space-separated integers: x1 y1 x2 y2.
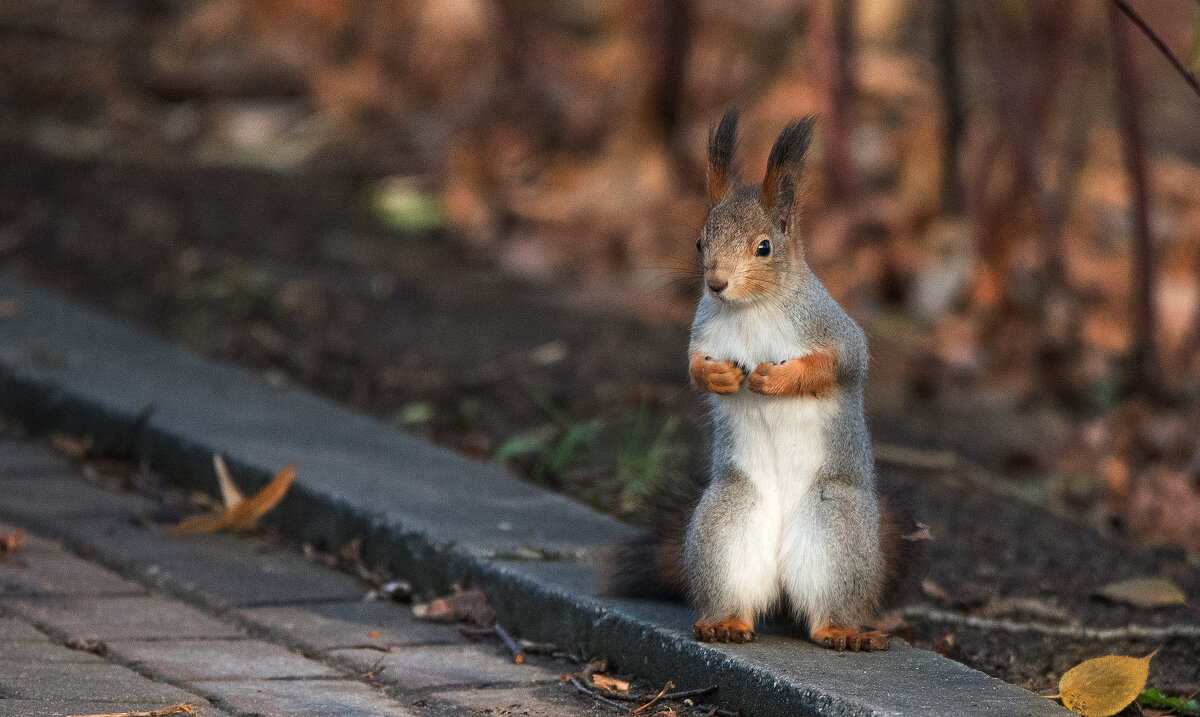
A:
1111 0 1200 101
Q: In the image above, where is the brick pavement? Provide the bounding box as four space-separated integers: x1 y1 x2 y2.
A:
0 435 601 717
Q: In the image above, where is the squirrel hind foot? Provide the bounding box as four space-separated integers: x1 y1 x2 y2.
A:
810 625 890 652
693 618 756 644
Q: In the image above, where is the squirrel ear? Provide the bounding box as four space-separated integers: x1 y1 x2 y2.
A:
760 117 814 231
707 109 739 205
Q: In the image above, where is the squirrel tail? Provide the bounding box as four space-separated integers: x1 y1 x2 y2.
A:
602 474 702 601
605 475 924 606
878 491 925 605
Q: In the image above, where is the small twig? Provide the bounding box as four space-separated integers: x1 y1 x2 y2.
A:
695 704 739 717
493 622 524 664
632 681 675 713
592 686 718 704
1110 0 1200 101
569 676 627 710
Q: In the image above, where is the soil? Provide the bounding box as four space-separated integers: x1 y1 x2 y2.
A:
2 142 1198 701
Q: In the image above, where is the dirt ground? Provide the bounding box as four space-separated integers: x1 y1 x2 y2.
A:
2 142 1198 701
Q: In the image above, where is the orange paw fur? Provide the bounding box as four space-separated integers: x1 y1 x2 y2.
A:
693 618 756 643
747 348 838 397
810 625 890 652
689 352 745 395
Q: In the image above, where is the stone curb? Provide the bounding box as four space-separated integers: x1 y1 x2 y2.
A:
0 275 1069 717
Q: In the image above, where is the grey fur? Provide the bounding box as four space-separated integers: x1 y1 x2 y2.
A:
684 119 883 633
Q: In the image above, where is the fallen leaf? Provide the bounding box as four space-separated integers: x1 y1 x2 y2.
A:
1095 578 1187 608
68 703 198 717
173 457 296 535
0 529 24 552
592 673 630 693
412 587 496 626
0 298 18 317
902 522 933 541
50 433 94 460
1059 652 1156 716
368 630 380 638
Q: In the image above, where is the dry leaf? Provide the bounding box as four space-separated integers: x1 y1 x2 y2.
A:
1095 578 1187 608
592 673 631 693
173 459 296 535
412 588 496 626
0 298 18 317
0 529 24 552
50 433 94 460
1059 652 1156 716
212 455 245 511
69 703 198 717
368 630 380 638
902 522 933 541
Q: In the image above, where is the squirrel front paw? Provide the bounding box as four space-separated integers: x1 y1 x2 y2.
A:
747 349 838 397
689 353 745 394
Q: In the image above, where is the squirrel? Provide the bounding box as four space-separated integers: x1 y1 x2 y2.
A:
608 110 913 652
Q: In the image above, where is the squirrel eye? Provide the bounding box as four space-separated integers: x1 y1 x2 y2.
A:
696 238 702 253
756 239 771 257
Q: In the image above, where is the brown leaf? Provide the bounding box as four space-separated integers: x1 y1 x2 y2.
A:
50 433 94 460
173 460 296 535
1095 578 1187 608
0 529 24 553
0 298 18 318
902 522 933 541
1059 652 1155 716
412 588 496 626
591 673 630 693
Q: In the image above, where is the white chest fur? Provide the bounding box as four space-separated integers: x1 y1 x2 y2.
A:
693 300 836 499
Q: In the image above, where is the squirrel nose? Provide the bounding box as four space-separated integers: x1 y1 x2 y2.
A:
707 277 728 294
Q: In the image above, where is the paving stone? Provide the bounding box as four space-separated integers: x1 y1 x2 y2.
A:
328 645 559 689
0 617 49 641
438 685 595 716
0 595 244 641
107 638 337 681
195 679 416 716
0 641 103 663
0 442 72 478
0 476 157 520
238 600 464 652
0 699 224 716
34 515 367 608
0 661 202 702
0 543 146 597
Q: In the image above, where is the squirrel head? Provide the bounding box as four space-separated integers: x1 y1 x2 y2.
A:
696 110 815 305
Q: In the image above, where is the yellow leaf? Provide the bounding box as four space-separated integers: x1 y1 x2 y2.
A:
173 462 296 535
1059 652 1156 716
1096 578 1186 608
224 464 295 530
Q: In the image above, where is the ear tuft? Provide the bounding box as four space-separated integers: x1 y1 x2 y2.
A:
707 109 739 205
760 116 815 216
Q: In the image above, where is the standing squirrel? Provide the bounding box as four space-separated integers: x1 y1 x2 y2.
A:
609 110 911 652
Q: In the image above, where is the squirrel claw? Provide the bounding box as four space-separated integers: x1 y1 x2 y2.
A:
693 618 756 644
811 625 890 652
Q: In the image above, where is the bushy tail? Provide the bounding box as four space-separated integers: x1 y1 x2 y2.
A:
606 474 925 606
603 474 704 601
877 490 925 606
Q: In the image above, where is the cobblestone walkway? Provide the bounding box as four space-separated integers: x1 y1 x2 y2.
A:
0 437 597 716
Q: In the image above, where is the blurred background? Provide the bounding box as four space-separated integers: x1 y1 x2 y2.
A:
2 0 1200 562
